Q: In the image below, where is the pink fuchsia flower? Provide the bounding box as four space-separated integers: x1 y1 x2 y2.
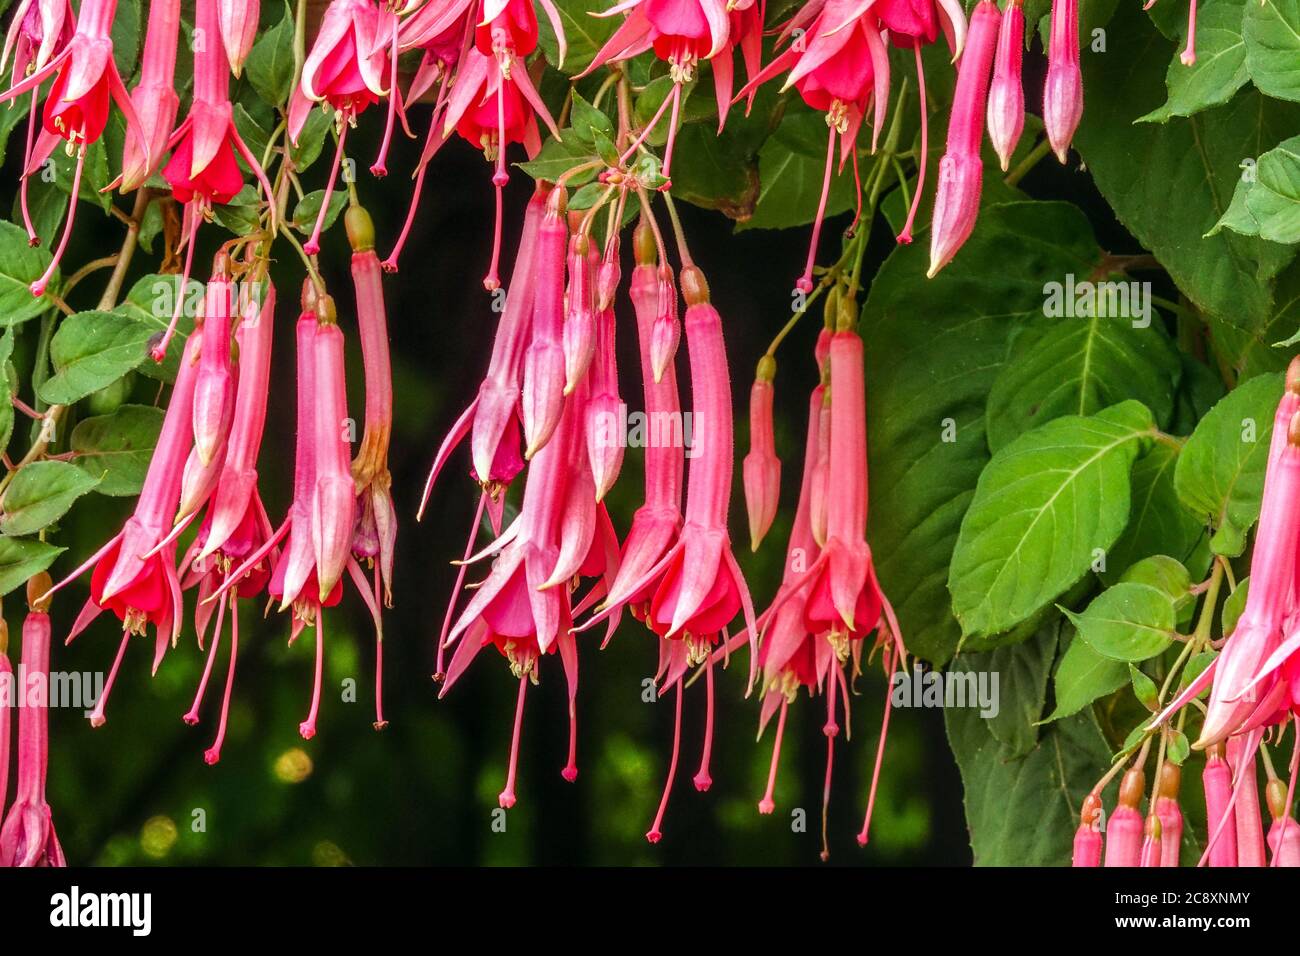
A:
0 618 9 819
985 0 1023 172
0 576 66 867
584 0 731 178
1072 791 1103 866
736 0 891 291
289 0 390 256
1267 776 1300 866
1196 414 1300 749
1202 745 1239 866
1103 767 1143 867
0 0 146 295
926 0 998 278
1043 0 1082 163
1 0 74 243
1154 763 1182 867
563 232 598 394
45 332 205 726
346 207 397 618
583 280 625 501
217 0 258 77
742 354 779 552
520 190 570 458
117 0 179 192
156 0 274 362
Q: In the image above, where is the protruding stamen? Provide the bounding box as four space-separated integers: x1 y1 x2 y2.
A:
87 629 132 729
692 647 715 791
758 697 789 814
646 678 683 844
299 609 326 739
499 674 528 808
897 43 929 245
205 597 239 765
796 123 837 294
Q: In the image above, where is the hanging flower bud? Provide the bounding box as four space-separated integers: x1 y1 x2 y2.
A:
1072 791 1103 866
649 266 680 384
521 190 569 458
743 355 780 552
1139 814 1162 867
1103 767 1144 867
1229 736 1267 866
1043 0 1083 163
986 0 1024 172
217 0 257 77
1203 746 1239 867
1155 762 1183 867
311 295 358 602
1267 778 1300 867
563 233 597 395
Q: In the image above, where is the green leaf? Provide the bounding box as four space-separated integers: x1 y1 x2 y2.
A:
1075 5 1300 331
0 536 63 597
38 311 155 405
1063 582 1178 661
0 220 58 326
245 1 295 104
946 701 1112 865
1167 728 1192 765
986 312 1181 452
517 136 599 184
949 401 1155 640
864 201 1104 664
954 624 1059 759
737 111 855 232
0 460 100 536
113 274 198 383
1212 134 1300 244
1129 663 1160 710
1222 574 1250 635
110 0 142 79
0 328 14 457
1044 630 1129 722
69 404 165 497
288 108 333 173
1173 371 1283 555
568 92 615 145
1244 0 1300 102
536 0 618 75
1102 446 1206 580
292 189 348 234
1138 0 1248 121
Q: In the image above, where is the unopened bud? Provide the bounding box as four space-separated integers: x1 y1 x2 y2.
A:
27 571 52 612
346 205 376 252
680 265 709 306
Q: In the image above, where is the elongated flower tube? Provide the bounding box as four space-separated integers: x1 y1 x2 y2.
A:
927 0 998 278
1197 415 1300 748
521 189 569 459
579 222 682 628
1139 815 1161 867
563 233 597 395
1103 768 1143 867
1155 763 1182 868
157 0 274 361
649 265 680 384
0 0 147 296
0 576 65 867
217 0 257 76
190 255 237 470
585 299 624 502
117 0 179 192
312 299 358 604
1043 0 1082 164
347 205 397 607
986 0 1023 172
1267 778 1300 866
1203 746 1239 867
1231 735 1267 866
743 355 779 552
1072 791 1103 866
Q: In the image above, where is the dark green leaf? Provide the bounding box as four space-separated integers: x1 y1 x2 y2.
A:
70 404 165 496
0 460 100 535
38 311 154 405
1063 582 1178 661
0 536 64 596
0 220 57 326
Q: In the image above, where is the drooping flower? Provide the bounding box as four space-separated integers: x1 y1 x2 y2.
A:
742 354 779 552
117 0 180 192
985 0 1024 172
217 0 258 77
1231 734 1267 867
736 0 891 291
1043 0 1082 163
926 0 998 278
156 0 274 362
0 0 147 295
0 575 66 867
519 190 570 457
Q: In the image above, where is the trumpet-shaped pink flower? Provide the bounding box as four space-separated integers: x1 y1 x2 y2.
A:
117 0 179 192
0 577 65 867
927 0 998 277
0 0 146 295
742 355 779 552
1043 0 1082 163
736 0 891 291
986 0 1023 172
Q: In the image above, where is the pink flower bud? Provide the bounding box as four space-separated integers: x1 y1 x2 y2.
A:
650 268 680 384
1044 0 1083 163
1139 814 1162 867
1267 778 1300 866
521 199 568 458
1230 736 1267 866
311 311 357 602
1104 769 1144 867
218 0 258 77
986 0 1024 172
191 262 236 468
563 235 597 395
1155 763 1183 867
743 358 780 552
1072 791 1103 866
